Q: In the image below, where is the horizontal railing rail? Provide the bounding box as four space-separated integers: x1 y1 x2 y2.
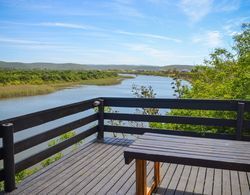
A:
103 97 250 111
104 126 238 140
14 113 98 154
0 98 99 133
0 98 103 192
104 113 238 127
0 97 249 192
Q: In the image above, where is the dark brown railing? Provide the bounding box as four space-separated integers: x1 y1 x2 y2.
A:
103 98 250 140
0 98 102 192
0 97 249 192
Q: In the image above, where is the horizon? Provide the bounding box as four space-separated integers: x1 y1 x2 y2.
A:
0 0 249 66
0 60 194 67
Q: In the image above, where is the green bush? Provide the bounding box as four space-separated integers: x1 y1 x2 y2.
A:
0 70 118 85
151 23 250 134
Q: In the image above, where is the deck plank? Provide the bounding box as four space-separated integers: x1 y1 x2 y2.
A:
48 149 123 194
22 138 121 194
6 137 250 195
184 166 199 194
213 169 222 195
222 170 231 195
49 140 127 194
247 172 250 184
203 168 214 195
116 166 135 194
174 165 192 195
239 172 250 195
155 163 177 194
98 160 135 194
10 140 98 194
107 162 136 194
230 171 241 195
165 164 184 195
79 154 125 194
193 167 206 194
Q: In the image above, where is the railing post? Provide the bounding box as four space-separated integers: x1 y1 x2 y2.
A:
2 123 16 192
97 99 104 139
236 102 245 140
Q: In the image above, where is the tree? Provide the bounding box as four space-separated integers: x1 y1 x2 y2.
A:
150 23 250 134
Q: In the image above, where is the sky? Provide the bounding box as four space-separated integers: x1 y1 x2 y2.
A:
0 0 249 66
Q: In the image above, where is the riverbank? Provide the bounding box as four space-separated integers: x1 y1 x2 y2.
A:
0 76 132 99
119 70 192 83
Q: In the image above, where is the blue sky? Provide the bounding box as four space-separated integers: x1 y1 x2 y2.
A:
0 0 249 66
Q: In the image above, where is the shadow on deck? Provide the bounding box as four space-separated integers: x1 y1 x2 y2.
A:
8 137 250 195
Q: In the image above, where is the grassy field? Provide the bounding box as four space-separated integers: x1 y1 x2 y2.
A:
0 76 132 99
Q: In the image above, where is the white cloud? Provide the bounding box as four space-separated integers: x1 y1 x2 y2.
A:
0 0 52 10
39 22 97 30
146 0 171 5
116 30 182 43
0 37 76 51
0 37 116 56
124 43 203 65
127 44 170 58
179 0 213 22
104 0 144 18
179 0 241 23
192 31 223 47
0 37 54 45
222 17 249 36
39 22 182 43
0 21 101 31
214 0 241 12
223 24 239 36
0 21 181 43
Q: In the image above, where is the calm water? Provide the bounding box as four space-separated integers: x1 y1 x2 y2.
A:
0 75 184 162
0 75 177 120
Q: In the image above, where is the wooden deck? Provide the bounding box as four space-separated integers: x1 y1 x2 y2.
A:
8 137 250 195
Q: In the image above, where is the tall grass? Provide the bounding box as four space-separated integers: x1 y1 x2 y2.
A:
0 85 54 99
0 76 132 99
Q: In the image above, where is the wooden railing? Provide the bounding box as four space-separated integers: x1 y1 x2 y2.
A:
0 97 249 192
0 98 103 192
103 97 250 141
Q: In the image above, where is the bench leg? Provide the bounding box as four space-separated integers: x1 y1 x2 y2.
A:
147 162 160 195
154 162 160 187
136 159 147 195
135 160 161 195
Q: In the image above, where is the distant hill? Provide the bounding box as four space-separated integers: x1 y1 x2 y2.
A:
0 61 194 71
161 65 194 71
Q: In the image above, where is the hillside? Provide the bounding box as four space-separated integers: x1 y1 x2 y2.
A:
161 65 194 71
0 61 194 71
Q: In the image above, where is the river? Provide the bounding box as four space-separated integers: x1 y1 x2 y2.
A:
0 75 185 163
0 75 179 120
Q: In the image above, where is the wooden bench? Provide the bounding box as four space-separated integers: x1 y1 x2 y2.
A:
124 133 250 195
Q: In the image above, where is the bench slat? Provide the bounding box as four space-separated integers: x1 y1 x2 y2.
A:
124 133 250 172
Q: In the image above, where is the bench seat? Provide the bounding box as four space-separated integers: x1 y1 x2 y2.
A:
124 133 250 194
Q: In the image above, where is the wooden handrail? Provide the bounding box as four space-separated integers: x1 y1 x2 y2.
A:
103 97 250 111
0 98 99 132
